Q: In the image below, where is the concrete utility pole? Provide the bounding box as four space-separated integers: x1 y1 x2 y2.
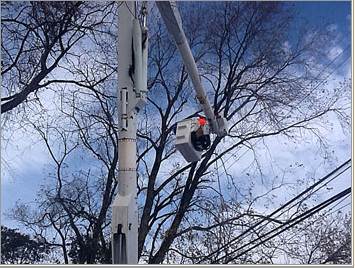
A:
112 1 224 263
112 1 148 264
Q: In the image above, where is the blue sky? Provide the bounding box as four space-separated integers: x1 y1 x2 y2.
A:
294 1 351 29
1 1 352 232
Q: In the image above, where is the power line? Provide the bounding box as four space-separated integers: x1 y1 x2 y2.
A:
250 158 351 242
198 159 351 263
208 159 351 263
250 189 351 252
310 43 351 86
292 48 350 110
264 160 351 223
220 187 351 264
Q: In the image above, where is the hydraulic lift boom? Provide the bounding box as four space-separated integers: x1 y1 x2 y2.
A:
156 1 227 162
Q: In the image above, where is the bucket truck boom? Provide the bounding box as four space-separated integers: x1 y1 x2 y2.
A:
156 1 228 162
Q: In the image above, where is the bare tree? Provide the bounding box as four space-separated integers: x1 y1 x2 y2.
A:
276 211 351 264
3 1 350 264
135 1 350 264
4 1 119 264
9 73 118 263
1 1 115 114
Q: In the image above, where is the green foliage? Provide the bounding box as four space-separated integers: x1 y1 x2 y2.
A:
1 226 50 264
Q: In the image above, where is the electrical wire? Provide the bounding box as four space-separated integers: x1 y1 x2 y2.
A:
292 47 350 110
124 1 137 18
263 161 351 223
302 31 350 88
214 193 351 264
219 187 351 264
211 161 351 263
198 159 351 263
251 190 352 255
308 43 350 87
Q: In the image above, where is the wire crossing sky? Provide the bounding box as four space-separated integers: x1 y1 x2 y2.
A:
0 1 352 264
198 159 351 263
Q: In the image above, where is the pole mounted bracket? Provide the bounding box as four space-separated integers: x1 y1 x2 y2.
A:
112 192 138 264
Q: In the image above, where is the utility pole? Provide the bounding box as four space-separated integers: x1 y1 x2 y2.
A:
112 1 148 264
112 1 224 263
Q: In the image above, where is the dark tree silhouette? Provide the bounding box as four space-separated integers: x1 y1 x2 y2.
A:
3 1 350 264
1 226 50 264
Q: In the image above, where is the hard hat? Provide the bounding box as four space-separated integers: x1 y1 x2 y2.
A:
197 118 207 126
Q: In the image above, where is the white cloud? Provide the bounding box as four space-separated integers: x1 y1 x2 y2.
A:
1 127 50 182
326 23 338 33
327 46 344 61
346 14 351 31
346 14 351 22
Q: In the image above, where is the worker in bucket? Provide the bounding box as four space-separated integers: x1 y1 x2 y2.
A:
191 117 211 151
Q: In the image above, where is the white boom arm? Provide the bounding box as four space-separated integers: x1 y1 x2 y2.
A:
156 1 227 137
